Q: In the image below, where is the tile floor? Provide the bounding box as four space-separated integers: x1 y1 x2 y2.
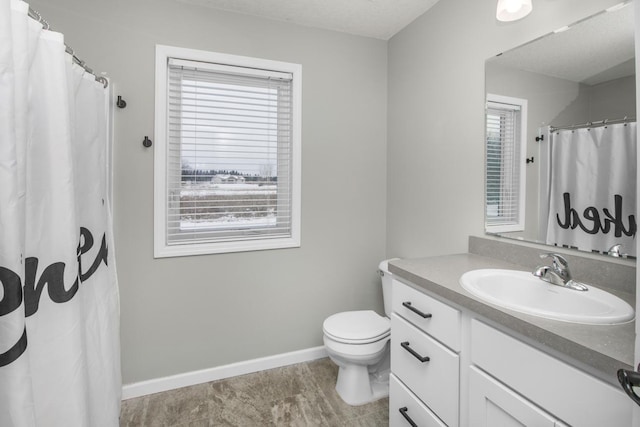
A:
119 358 389 426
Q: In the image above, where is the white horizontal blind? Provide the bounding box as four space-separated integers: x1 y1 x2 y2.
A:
486 101 523 229
166 58 294 245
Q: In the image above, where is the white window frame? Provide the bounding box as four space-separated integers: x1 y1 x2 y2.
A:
154 45 302 257
485 94 527 233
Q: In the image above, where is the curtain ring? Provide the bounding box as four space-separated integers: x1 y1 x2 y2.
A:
96 76 109 89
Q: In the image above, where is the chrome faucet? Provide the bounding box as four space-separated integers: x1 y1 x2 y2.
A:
533 265 565 286
607 244 623 258
533 253 588 291
540 253 572 282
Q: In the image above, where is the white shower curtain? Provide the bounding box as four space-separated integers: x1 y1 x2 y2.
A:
546 122 637 256
0 1 121 425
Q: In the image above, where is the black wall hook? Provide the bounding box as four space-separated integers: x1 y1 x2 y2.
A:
143 136 152 148
116 96 127 109
535 135 544 142
526 156 534 164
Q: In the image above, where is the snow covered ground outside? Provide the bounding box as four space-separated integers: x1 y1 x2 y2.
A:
179 182 277 230
180 216 277 230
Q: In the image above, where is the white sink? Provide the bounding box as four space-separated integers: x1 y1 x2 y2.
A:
459 269 634 325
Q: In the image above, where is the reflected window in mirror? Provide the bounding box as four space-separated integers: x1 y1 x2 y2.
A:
485 94 528 233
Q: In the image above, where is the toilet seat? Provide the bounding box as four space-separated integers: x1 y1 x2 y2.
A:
323 310 390 344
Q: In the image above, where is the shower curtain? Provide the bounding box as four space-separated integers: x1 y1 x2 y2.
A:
546 122 637 256
0 1 121 425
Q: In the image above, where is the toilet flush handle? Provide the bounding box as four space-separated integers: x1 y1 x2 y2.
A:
402 301 432 319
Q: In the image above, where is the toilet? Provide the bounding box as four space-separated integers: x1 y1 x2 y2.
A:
322 259 395 406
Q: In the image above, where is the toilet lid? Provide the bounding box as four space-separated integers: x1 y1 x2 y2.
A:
323 310 390 344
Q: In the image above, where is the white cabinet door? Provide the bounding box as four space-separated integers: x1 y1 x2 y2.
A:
469 367 557 427
471 319 632 426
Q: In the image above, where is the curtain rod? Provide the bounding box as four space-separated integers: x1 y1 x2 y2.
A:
27 7 108 88
550 116 636 133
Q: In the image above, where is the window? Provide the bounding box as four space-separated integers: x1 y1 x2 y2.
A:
154 45 301 257
485 94 527 233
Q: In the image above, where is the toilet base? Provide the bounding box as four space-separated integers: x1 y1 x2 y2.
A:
335 364 390 406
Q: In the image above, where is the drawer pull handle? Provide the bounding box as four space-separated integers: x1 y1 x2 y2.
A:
399 406 418 427
402 301 432 318
618 368 640 406
401 341 430 363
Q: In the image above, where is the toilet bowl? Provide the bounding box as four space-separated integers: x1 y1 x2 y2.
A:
322 260 396 406
323 310 391 405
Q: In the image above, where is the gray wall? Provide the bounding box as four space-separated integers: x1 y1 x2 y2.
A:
587 75 636 120
29 0 388 384
386 0 623 259
552 75 636 125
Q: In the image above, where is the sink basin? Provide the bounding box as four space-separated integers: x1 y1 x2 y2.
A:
459 269 634 325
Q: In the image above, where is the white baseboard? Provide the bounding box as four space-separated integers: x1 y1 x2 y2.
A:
121 346 328 400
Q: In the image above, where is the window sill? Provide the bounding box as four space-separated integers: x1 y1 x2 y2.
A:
154 236 301 258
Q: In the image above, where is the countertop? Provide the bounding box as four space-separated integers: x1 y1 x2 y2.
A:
389 253 635 383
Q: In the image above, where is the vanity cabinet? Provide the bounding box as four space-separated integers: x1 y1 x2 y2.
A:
389 278 632 427
470 319 630 426
390 279 461 427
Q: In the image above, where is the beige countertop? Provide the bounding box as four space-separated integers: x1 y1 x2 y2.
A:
389 253 635 383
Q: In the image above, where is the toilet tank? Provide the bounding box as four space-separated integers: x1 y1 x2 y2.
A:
379 259 398 317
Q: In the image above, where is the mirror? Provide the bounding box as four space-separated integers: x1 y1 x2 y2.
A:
485 2 636 257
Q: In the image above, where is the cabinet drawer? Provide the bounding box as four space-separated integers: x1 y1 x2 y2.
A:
390 374 446 427
471 319 631 427
392 279 461 351
391 313 459 427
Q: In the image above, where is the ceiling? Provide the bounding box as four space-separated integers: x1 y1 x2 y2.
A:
491 3 635 86
176 0 441 40
175 0 635 83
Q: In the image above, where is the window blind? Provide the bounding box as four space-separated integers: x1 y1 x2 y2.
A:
486 101 523 228
166 58 294 245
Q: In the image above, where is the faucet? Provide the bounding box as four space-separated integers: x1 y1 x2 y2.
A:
607 244 623 258
533 253 588 291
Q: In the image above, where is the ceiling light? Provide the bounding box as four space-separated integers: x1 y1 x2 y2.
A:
496 0 533 22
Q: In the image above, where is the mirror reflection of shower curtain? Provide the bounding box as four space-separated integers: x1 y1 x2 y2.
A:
0 1 120 425
545 123 637 256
